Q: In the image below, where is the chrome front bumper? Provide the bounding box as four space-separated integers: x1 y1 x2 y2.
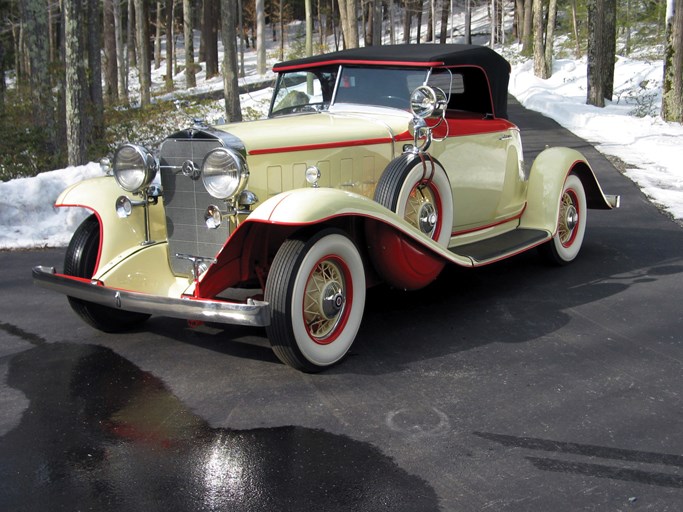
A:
32 266 270 328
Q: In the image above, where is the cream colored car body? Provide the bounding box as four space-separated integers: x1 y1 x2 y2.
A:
34 44 619 371
52 106 601 296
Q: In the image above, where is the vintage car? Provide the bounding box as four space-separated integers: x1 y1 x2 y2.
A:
33 44 620 372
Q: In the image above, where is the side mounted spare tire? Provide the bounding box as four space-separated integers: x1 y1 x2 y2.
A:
374 153 453 247
369 153 453 290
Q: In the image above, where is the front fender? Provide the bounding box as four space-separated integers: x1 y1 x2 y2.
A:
247 188 469 265
197 187 473 297
520 147 617 233
56 176 167 277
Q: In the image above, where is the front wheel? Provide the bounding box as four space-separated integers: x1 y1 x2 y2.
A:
265 229 366 372
539 173 587 265
64 214 150 332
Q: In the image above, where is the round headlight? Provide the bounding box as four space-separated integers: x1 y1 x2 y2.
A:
410 85 447 119
113 144 157 193
201 148 249 200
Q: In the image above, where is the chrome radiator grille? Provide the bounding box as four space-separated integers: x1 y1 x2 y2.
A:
159 136 228 277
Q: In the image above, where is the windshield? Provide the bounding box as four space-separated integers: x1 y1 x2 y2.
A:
270 65 431 116
270 66 338 117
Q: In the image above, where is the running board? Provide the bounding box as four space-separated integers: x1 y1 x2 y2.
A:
450 228 550 265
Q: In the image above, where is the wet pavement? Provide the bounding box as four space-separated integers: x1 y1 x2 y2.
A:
0 341 437 511
1 100 682 511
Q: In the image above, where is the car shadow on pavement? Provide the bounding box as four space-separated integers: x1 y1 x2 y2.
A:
134 224 683 376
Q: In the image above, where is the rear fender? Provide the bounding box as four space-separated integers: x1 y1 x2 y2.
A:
56 177 167 277
520 147 617 233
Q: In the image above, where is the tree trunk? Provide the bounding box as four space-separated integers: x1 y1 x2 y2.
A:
155 1 163 70
416 0 423 44
532 0 545 77
128 0 137 68
88 0 104 136
521 0 533 56
134 0 151 105
183 0 197 87
662 0 683 122
389 0 396 44
256 0 266 74
203 0 220 78
439 0 450 44
513 0 523 41
490 0 496 46
570 0 581 56
103 0 119 103
0 39 5 117
587 0 616 107
114 0 128 100
305 0 313 55
374 0 382 45
19 0 56 152
465 0 472 44
403 0 412 43
543 0 557 78
64 0 88 166
279 0 285 60
221 0 242 122
166 0 175 91
338 0 359 48
238 0 245 75
604 0 617 99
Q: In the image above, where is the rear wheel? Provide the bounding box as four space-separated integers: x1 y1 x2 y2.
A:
265 229 366 372
64 215 150 332
539 174 587 265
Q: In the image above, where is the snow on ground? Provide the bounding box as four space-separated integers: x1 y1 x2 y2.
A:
1 35 682 249
508 49 683 221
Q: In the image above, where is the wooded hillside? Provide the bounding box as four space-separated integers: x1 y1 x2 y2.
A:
0 0 681 180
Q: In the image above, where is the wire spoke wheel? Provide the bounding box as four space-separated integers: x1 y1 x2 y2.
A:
265 229 365 372
303 257 349 342
539 173 587 265
404 183 439 238
557 189 580 247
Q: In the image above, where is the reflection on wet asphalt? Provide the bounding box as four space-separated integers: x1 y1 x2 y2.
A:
0 343 439 511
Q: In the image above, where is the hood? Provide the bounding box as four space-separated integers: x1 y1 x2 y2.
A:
213 110 413 156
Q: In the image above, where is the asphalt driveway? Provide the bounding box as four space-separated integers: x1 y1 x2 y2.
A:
0 99 681 511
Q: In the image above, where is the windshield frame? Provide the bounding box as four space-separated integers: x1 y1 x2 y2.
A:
269 65 443 117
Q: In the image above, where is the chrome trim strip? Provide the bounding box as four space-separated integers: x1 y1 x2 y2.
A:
32 266 270 328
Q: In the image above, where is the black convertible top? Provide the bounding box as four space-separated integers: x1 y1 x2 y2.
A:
273 44 511 119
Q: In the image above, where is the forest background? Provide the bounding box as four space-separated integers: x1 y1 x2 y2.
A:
1 0 682 183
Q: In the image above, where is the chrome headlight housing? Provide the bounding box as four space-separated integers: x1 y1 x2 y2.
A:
410 85 447 119
201 147 249 200
113 144 157 193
